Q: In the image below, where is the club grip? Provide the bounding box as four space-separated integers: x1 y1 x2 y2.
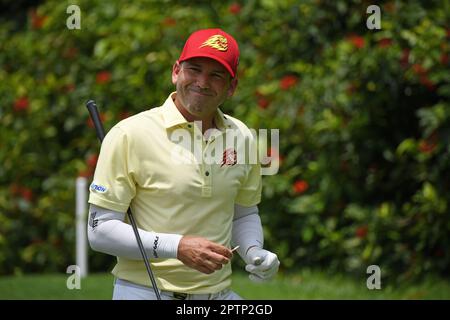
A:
86 100 106 143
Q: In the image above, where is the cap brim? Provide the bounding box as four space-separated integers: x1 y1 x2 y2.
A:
178 54 235 78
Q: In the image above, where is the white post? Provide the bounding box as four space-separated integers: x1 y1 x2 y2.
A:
76 176 88 278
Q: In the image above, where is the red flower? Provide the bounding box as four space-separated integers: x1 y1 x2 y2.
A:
347 35 365 49
383 3 396 13
78 169 93 178
31 10 47 29
419 75 436 91
412 63 426 75
441 53 449 65
229 3 242 15
10 183 21 196
280 75 299 90
10 184 34 201
87 112 106 128
52 238 62 248
63 83 75 93
410 63 436 91
346 83 357 96
255 90 271 109
419 134 437 154
260 147 277 167
293 180 309 194
400 48 410 68
14 97 29 112
62 47 78 59
378 38 392 48
21 187 33 202
162 17 176 27
87 154 99 168
119 111 132 120
355 225 368 239
96 71 111 84
270 148 283 166
257 97 270 109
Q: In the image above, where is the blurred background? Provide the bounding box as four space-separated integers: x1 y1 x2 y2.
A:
0 0 449 299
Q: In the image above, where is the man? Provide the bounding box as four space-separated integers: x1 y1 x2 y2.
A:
87 28 280 300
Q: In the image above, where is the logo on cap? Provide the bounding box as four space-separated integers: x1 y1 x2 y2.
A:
199 35 228 52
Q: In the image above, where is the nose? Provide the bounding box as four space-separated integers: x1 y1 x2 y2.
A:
196 73 210 89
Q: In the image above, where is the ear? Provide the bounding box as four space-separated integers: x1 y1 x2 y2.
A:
227 77 238 97
172 61 181 85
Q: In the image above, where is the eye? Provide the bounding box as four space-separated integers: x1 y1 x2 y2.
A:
212 73 224 79
188 67 201 72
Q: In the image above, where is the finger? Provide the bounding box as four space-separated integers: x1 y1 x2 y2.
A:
245 263 271 273
245 264 255 273
196 265 214 274
203 258 224 271
257 254 279 269
245 264 272 277
207 258 223 270
248 270 276 281
207 251 231 265
249 273 267 283
210 244 232 259
246 262 279 277
197 261 222 274
245 264 268 274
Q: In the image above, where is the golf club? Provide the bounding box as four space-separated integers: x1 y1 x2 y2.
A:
86 99 161 300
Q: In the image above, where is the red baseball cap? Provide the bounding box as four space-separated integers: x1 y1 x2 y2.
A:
178 28 240 78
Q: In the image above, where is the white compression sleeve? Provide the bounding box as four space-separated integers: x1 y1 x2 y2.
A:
231 204 264 261
87 204 182 260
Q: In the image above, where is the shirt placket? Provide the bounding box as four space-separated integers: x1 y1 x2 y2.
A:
197 126 225 198
191 124 210 198
202 138 212 198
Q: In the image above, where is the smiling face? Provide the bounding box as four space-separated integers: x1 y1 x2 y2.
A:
171 57 238 122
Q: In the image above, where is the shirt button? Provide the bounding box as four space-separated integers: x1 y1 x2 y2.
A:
187 124 192 128
205 171 210 176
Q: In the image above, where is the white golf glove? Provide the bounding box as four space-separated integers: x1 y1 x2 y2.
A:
245 247 280 282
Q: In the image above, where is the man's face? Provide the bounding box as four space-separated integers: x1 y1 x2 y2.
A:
171 57 238 120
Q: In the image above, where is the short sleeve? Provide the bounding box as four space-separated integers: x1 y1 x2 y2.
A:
88 127 136 212
234 162 262 207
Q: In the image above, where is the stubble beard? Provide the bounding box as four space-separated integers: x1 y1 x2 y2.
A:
179 86 218 118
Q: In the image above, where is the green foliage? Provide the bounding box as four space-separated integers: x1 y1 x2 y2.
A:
1 271 449 299
0 0 449 283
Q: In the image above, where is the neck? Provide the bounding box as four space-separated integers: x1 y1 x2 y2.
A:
173 96 216 133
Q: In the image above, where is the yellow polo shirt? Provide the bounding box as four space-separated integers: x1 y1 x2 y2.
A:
88 92 262 293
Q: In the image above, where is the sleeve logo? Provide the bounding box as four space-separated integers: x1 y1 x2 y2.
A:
90 183 108 193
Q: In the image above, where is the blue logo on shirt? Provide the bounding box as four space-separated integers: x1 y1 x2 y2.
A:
90 183 107 193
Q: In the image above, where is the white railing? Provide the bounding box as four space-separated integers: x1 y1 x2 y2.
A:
75 176 88 278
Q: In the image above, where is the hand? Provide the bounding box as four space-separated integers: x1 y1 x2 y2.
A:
177 236 232 274
245 247 280 282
